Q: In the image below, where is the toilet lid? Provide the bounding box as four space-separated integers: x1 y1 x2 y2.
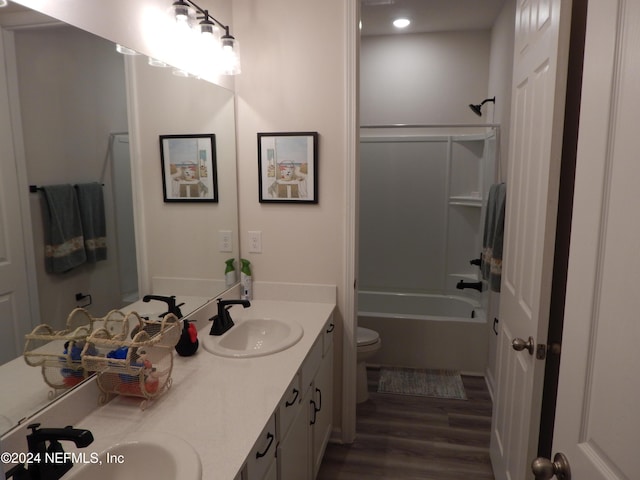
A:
357 327 379 346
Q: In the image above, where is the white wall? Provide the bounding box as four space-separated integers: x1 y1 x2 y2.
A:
488 0 516 180
14 26 128 326
233 0 352 435
126 55 239 297
360 31 491 125
485 0 515 397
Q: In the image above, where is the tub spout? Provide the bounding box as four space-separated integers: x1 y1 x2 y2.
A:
456 280 483 292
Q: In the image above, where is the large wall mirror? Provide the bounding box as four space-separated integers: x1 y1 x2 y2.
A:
0 3 239 436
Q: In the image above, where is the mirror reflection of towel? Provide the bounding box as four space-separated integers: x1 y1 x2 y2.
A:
41 185 87 273
76 182 107 263
481 183 506 292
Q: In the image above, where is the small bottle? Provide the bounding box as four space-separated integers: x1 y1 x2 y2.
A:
240 259 252 301
225 258 236 287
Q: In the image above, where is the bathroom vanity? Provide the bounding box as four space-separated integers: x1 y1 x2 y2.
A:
1 284 336 480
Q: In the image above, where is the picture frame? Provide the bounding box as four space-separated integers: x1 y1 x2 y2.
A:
159 134 218 202
257 132 319 203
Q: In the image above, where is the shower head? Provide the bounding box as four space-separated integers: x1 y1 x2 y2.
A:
469 97 496 117
469 104 483 116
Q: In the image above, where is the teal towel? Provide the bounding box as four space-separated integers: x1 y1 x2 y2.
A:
481 183 506 292
75 182 107 263
41 184 86 273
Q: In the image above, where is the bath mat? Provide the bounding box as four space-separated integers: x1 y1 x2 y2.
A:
377 367 467 400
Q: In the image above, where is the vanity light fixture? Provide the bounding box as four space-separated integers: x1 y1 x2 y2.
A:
170 0 241 75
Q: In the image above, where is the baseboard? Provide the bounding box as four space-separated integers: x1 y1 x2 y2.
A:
328 426 346 445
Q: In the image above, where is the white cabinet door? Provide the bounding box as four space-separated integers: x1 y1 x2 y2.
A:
311 344 333 478
278 386 311 480
246 415 277 480
263 459 277 480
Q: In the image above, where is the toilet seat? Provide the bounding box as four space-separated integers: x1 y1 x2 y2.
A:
357 327 380 347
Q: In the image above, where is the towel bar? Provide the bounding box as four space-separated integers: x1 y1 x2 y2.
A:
29 183 104 193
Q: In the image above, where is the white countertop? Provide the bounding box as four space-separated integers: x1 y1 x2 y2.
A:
61 298 335 479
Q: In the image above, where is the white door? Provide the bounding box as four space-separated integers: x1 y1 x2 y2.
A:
541 1 640 478
490 0 573 478
0 29 37 364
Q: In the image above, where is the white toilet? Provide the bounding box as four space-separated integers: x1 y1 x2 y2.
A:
356 326 381 403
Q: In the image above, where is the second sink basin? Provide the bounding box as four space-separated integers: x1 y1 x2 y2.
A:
64 431 201 480
203 318 303 358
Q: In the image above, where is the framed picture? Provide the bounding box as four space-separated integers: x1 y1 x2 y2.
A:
257 132 318 203
159 134 218 202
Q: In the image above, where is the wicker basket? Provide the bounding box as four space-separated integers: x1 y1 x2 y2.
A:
81 312 181 409
23 309 129 396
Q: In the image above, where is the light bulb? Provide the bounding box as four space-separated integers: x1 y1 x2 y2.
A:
116 44 138 55
220 36 241 75
393 18 410 29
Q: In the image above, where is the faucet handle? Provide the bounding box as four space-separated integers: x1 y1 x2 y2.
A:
27 422 41 433
4 463 29 480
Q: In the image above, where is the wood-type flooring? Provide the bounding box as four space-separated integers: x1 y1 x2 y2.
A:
317 367 495 479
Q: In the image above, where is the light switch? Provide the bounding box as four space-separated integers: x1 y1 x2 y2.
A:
219 230 232 252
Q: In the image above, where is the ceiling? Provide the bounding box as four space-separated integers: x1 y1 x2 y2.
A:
361 0 507 36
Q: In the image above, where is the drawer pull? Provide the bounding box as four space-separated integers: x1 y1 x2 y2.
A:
310 400 317 425
285 388 299 407
255 432 274 459
314 387 322 412
326 323 335 333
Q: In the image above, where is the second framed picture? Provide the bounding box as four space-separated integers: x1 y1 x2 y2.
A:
257 132 318 203
159 134 218 202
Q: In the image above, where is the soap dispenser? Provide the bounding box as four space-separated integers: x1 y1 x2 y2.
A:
175 319 199 357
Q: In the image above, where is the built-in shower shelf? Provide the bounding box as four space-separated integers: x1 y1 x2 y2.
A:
448 195 483 207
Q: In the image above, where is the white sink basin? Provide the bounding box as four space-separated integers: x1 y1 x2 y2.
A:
64 431 201 480
202 318 303 358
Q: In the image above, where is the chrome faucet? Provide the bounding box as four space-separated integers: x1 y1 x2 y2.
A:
5 423 94 480
209 299 251 336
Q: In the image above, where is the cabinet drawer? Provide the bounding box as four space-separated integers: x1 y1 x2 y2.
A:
300 336 322 391
246 414 277 480
322 316 334 356
278 373 301 437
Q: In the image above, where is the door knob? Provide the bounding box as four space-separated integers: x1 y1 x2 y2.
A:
512 336 535 355
531 452 571 480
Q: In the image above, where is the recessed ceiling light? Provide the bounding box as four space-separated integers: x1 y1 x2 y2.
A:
393 18 410 29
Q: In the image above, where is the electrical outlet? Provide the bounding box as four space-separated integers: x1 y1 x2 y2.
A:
219 230 232 252
248 231 262 253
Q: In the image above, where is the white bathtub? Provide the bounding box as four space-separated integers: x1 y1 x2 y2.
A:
358 291 488 374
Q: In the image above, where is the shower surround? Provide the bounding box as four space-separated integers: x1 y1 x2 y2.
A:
358 125 498 373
